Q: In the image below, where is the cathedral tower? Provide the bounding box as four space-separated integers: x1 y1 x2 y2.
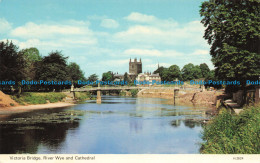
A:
129 58 142 75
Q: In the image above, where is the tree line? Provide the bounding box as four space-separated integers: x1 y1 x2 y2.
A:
153 63 214 82
0 40 86 92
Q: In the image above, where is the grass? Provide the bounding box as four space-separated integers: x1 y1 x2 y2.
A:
12 92 66 105
75 92 91 101
200 105 260 154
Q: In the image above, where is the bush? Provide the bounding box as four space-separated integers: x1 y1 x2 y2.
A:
201 106 260 154
119 91 126 96
129 89 138 97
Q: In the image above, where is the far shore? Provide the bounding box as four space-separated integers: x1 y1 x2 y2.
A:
0 102 76 116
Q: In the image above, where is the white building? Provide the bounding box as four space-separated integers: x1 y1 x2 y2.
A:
135 72 161 85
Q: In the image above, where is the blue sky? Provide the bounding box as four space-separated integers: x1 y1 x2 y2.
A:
0 0 212 78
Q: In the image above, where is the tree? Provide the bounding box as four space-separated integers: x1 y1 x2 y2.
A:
161 65 181 81
20 47 42 81
123 72 130 83
22 47 42 62
199 63 210 78
87 74 99 82
0 40 25 82
181 63 202 81
68 62 86 81
200 0 260 86
35 51 69 91
153 66 165 79
102 71 114 81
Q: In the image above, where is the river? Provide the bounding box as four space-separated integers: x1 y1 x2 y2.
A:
0 96 214 154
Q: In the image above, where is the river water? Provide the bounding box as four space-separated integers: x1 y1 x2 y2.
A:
0 96 214 154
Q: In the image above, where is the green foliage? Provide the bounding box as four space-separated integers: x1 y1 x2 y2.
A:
75 92 91 101
119 91 126 96
200 63 210 78
129 89 138 97
201 106 260 154
200 0 260 86
0 40 26 82
124 72 130 83
154 66 166 79
68 62 86 81
87 74 99 82
102 71 114 81
161 65 181 81
0 41 86 92
22 47 42 62
181 63 202 81
20 47 42 81
12 92 66 105
35 51 70 90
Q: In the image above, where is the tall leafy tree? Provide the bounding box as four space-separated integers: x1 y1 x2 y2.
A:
35 51 69 91
0 40 25 82
22 47 42 62
123 72 130 83
20 47 42 81
200 63 210 78
87 74 99 82
102 71 114 81
68 62 86 81
154 66 166 79
200 0 260 86
161 65 181 81
181 63 202 81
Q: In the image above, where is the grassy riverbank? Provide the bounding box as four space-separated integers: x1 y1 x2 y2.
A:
12 92 66 105
74 92 92 101
201 105 260 154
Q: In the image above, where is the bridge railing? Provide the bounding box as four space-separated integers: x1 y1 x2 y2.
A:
72 86 202 91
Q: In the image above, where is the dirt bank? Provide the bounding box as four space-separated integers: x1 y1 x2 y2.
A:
137 88 175 99
0 102 76 115
0 91 19 107
0 91 76 116
137 88 224 106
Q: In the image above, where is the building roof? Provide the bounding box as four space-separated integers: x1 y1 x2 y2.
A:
149 73 160 77
114 74 123 77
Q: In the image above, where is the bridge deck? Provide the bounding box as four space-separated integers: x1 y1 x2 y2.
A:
73 86 182 91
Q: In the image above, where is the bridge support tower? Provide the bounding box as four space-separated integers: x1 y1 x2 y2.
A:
96 83 102 104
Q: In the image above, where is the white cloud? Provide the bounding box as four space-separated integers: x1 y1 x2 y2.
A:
125 12 156 23
100 19 119 29
10 21 95 42
0 18 12 34
7 20 98 54
125 12 178 28
114 17 207 47
191 49 209 56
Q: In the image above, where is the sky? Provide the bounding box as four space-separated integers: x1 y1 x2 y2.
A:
0 0 213 78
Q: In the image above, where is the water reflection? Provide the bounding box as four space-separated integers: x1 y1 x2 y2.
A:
0 121 79 154
0 96 214 154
